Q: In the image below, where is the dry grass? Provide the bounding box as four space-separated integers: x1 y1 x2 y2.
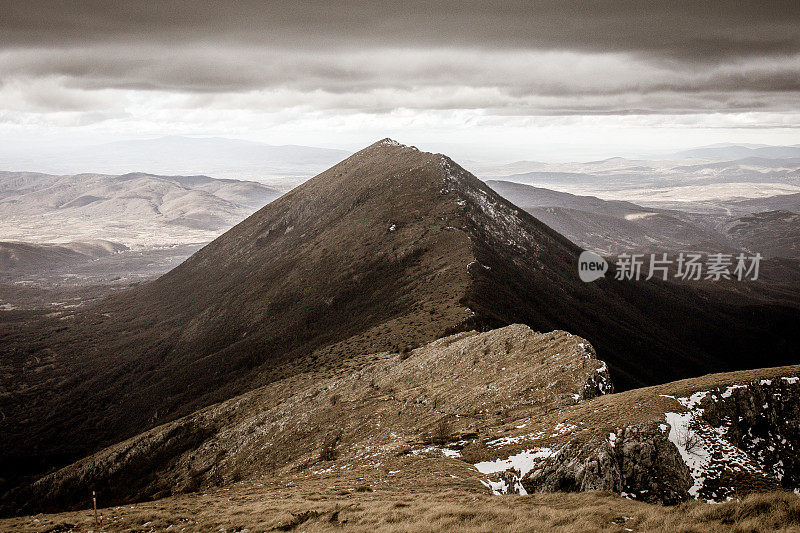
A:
15 324 606 515
2 479 798 532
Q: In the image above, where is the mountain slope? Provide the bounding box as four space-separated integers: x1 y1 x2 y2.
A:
10 324 608 514
727 192 800 215
0 140 480 497
485 179 645 218
723 210 800 258
7 324 799 514
2 139 799 513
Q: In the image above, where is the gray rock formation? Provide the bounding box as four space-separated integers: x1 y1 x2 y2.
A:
521 425 690 504
498 376 800 504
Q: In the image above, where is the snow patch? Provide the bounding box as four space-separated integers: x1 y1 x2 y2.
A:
624 212 657 221
411 446 462 459
678 391 708 409
720 385 746 398
480 479 510 495
664 411 710 498
474 447 553 479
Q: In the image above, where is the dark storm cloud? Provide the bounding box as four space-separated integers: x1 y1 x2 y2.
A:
3 1 799 58
1 1 799 114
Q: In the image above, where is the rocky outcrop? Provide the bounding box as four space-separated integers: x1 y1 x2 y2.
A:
613 425 691 503
575 341 613 400
664 377 800 501
476 371 800 505
521 426 690 504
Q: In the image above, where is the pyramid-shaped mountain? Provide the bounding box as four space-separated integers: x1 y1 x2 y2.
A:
2 139 799 499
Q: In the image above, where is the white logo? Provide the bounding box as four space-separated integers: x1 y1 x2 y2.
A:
578 250 608 282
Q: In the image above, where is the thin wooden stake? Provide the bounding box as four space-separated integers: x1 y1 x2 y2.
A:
93 490 98 526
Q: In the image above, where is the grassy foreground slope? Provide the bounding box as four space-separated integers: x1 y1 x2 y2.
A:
7 324 799 522
1 472 799 531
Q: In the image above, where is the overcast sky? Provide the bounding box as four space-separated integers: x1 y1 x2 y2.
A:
1 1 799 162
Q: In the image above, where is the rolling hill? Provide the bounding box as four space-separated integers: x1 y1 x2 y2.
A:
0 171 283 247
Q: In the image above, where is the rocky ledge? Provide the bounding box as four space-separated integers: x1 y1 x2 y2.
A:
476 372 800 504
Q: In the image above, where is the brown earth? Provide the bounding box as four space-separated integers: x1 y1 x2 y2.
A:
2 140 799 515
6 324 799 518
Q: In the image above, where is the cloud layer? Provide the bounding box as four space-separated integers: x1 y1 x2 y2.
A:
1 1 798 159
4 1 799 58
2 2 799 113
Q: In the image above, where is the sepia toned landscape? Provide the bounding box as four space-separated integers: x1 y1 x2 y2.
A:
2 2 800 532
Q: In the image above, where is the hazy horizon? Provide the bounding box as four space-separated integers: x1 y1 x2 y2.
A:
2 134 800 176
2 2 798 163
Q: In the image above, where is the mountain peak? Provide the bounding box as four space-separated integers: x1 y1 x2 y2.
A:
366 137 420 152
377 137 406 147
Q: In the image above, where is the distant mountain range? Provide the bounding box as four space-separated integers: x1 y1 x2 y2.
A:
0 136 350 182
487 179 800 260
667 144 800 161
0 170 284 285
486 180 736 255
483 151 800 212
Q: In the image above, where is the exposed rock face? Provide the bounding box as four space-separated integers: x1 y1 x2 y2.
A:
704 378 800 489
521 426 690 505
478 372 800 505
664 377 800 501
613 425 691 504
575 341 612 400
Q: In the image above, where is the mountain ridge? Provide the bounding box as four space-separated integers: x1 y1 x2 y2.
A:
2 139 799 515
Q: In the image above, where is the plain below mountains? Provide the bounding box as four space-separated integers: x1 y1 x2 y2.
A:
1 140 799 517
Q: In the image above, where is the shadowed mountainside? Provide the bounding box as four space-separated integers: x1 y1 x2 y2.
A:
723 210 800 259
1 139 799 514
